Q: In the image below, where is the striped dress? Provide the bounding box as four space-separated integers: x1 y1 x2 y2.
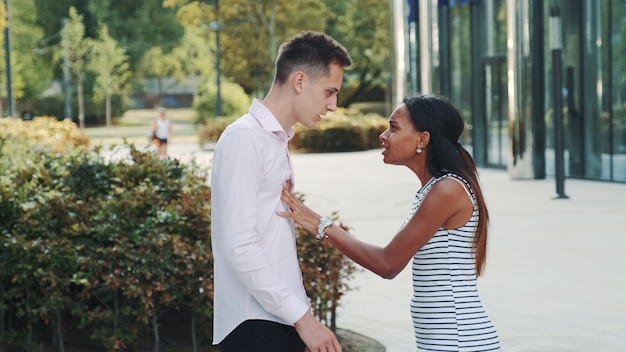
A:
407 173 500 352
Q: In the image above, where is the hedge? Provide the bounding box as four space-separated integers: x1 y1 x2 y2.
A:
199 108 388 152
0 117 356 351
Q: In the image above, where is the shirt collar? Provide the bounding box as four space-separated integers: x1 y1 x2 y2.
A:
249 99 295 141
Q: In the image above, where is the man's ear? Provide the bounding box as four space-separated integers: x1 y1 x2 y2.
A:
292 71 306 93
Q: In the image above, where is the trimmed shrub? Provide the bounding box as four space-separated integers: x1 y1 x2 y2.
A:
198 116 237 149
0 117 356 350
0 116 90 150
198 108 388 152
193 80 252 125
28 93 130 126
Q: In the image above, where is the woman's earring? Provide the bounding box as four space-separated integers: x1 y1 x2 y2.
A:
416 146 422 154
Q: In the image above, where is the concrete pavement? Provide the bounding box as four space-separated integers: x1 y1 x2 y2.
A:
168 144 626 352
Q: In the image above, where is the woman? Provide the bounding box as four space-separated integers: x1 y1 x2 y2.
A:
151 107 172 157
279 94 500 351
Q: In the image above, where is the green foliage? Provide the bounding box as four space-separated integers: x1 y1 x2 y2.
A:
198 108 388 153
0 118 213 350
0 116 90 149
292 109 388 152
29 91 129 126
90 25 132 126
198 115 237 148
0 0 54 100
87 0 184 69
1 117 356 349
165 0 332 96
63 7 91 84
296 208 357 328
329 0 392 106
168 27 215 80
193 79 252 124
12 1 392 121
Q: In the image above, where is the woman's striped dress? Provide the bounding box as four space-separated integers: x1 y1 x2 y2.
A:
407 173 500 352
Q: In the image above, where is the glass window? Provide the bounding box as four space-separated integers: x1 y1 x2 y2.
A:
545 0 626 182
484 0 508 167
609 0 626 181
449 4 472 142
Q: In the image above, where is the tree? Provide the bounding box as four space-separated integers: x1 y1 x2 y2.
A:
86 0 184 69
164 0 330 97
139 46 181 106
169 27 215 81
0 0 53 109
330 0 392 106
90 25 131 127
62 6 92 129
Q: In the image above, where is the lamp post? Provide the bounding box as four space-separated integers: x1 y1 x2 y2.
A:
4 0 15 118
209 0 223 117
550 1 568 199
62 17 72 122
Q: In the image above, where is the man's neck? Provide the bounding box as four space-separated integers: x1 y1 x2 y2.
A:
262 87 296 132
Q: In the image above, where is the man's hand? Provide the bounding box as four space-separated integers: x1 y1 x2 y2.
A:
294 311 342 352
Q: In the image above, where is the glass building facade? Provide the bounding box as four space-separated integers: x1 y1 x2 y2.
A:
395 0 626 182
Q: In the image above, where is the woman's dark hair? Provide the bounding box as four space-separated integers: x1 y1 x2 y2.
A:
274 31 352 84
403 94 490 276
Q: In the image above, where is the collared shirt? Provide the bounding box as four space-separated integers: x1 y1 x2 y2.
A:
210 99 309 344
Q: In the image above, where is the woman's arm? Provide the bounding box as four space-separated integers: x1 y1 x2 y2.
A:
279 179 472 279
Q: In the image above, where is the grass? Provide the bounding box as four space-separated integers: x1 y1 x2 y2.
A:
85 108 200 146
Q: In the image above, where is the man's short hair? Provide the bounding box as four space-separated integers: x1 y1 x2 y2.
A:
274 31 352 85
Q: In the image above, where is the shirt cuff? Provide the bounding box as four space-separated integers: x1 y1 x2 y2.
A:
271 294 310 326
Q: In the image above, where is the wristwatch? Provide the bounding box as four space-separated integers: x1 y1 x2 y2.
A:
316 217 333 241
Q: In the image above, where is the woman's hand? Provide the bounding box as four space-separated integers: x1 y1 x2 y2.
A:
278 186 322 234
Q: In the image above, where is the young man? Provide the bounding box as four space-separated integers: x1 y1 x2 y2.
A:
210 31 352 352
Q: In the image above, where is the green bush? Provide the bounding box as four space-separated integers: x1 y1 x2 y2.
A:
0 117 356 350
198 108 388 152
193 80 252 125
296 208 357 328
28 93 129 126
1 138 214 350
198 116 237 149
0 116 90 149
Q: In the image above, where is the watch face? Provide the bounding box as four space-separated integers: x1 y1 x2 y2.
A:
318 217 331 233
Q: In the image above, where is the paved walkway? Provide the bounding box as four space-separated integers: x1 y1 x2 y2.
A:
167 144 626 352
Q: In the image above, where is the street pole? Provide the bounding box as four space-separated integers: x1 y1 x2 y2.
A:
550 2 568 199
4 0 15 118
210 0 223 117
62 17 72 121
215 23 222 117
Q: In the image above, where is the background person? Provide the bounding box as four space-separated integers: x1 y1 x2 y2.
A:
150 107 172 157
280 94 501 352
210 30 352 352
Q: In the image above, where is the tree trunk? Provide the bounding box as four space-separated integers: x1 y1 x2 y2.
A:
190 305 198 352
151 302 160 352
77 77 85 129
55 309 65 352
106 93 112 127
113 290 119 337
0 281 4 352
26 285 33 349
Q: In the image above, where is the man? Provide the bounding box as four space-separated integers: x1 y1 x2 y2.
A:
210 31 352 352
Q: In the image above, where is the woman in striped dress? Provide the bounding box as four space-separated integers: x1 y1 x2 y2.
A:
280 94 500 351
